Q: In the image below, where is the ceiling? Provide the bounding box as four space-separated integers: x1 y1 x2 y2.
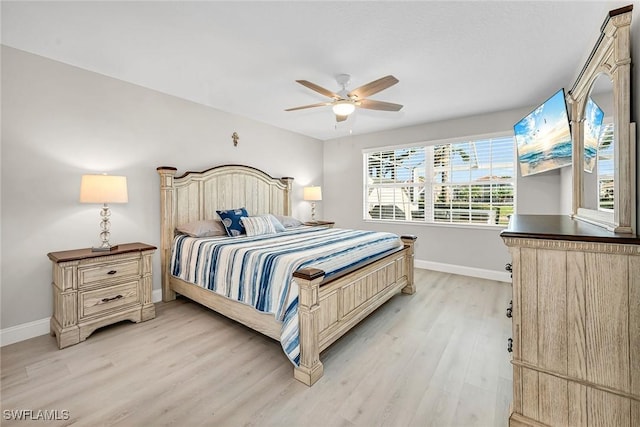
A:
1 1 629 141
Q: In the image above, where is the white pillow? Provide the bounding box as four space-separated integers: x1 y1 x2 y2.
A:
241 216 276 236
273 215 303 228
176 220 227 237
263 214 286 232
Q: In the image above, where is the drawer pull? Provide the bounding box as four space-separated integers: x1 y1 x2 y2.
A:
507 338 513 353
505 263 513 279
101 295 123 303
107 270 118 275
506 300 513 318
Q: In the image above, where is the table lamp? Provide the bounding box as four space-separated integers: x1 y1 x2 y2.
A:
303 186 322 223
80 174 128 251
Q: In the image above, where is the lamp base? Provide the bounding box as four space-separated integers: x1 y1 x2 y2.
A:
91 241 118 252
92 204 115 252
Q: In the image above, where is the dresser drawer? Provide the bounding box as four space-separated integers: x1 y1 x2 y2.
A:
79 281 140 319
78 259 140 287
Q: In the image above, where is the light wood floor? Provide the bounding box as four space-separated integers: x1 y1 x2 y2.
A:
1 269 512 427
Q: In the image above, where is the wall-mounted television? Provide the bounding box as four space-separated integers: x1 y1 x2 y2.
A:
583 97 604 173
513 88 572 177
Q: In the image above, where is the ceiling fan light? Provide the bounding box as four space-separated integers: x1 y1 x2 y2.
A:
332 101 356 116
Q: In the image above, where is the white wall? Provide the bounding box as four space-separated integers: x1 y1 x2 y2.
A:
1 46 323 330
323 108 565 274
4 0 640 333
324 0 640 273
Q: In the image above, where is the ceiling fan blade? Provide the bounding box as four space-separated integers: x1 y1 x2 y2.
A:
296 80 340 100
285 102 332 111
358 99 403 111
336 114 349 122
348 75 399 99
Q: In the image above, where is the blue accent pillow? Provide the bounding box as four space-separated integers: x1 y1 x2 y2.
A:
216 208 249 237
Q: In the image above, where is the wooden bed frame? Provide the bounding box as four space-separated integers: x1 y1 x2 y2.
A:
157 164 416 386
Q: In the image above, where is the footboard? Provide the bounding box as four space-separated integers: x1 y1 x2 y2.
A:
293 235 417 386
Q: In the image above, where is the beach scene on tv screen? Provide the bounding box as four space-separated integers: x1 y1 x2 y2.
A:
514 89 572 176
584 97 604 173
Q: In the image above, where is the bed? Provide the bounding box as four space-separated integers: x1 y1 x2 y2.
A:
157 164 417 386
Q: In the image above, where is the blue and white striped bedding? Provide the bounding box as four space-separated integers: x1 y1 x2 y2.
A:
170 226 403 365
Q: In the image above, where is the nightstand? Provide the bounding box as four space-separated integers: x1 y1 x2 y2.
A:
304 220 335 228
48 242 156 349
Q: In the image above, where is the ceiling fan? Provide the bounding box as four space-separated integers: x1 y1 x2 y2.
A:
285 74 403 122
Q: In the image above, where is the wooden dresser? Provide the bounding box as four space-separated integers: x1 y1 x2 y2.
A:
501 215 640 426
48 242 156 349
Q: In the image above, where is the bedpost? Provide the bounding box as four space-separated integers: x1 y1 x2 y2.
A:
280 177 294 216
292 267 325 386
400 235 417 294
157 167 178 302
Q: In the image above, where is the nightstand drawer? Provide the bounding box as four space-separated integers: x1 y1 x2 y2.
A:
79 259 140 287
79 281 140 318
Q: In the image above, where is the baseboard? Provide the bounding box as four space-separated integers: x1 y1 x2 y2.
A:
152 288 163 303
0 317 51 347
1 289 165 347
415 259 511 283
2 264 506 347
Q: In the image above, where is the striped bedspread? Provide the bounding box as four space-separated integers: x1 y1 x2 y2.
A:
170 226 402 365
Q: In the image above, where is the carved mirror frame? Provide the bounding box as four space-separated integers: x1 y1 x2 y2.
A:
568 5 635 234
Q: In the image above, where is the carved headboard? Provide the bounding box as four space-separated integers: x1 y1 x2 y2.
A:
156 164 294 290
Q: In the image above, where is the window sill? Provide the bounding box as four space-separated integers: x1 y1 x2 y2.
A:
363 219 508 231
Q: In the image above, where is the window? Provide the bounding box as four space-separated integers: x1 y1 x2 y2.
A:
364 135 515 226
597 122 614 211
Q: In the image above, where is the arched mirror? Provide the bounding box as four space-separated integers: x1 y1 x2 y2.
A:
569 5 635 234
581 75 613 212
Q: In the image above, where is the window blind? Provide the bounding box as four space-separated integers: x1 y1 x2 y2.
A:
364 135 515 226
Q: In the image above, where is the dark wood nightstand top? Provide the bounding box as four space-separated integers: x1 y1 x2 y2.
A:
304 221 335 227
48 242 157 263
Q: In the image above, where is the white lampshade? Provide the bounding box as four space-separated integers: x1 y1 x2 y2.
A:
80 175 128 204
303 186 322 201
332 101 356 116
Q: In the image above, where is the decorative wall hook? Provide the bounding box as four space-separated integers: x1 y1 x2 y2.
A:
232 132 239 147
